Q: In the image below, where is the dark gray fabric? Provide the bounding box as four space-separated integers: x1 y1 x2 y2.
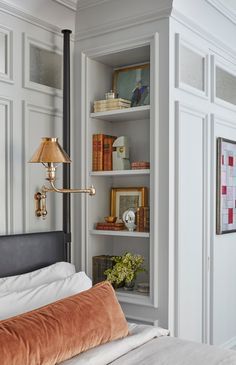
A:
0 231 67 277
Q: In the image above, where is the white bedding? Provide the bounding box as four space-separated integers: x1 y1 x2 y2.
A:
60 323 236 365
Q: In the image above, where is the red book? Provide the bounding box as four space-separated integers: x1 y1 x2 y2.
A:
92 134 98 171
97 134 104 171
104 136 116 171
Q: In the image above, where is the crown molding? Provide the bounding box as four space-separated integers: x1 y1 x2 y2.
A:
77 0 111 10
206 0 236 25
53 0 77 11
75 5 172 41
171 8 236 60
0 0 62 34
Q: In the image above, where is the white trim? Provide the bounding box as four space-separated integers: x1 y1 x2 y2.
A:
175 101 208 341
75 6 171 41
0 0 63 35
126 315 159 326
211 54 236 112
77 0 111 10
175 33 209 100
206 0 236 25
23 33 63 97
0 25 13 84
171 8 236 61
0 97 13 234
53 0 77 11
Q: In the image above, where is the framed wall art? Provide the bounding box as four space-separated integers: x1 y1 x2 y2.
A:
112 63 150 107
216 137 236 234
111 187 148 220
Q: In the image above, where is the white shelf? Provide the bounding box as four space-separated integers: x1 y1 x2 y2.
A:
116 289 151 306
90 105 150 122
90 169 150 176
90 229 150 238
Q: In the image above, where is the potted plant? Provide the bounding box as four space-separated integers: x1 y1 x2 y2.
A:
104 252 146 290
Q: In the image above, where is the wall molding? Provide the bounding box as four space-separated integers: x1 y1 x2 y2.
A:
0 25 14 84
77 0 111 10
206 0 236 25
75 6 171 41
171 9 236 61
53 0 77 11
0 0 62 35
23 33 63 97
23 102 62 232
0 97 13 234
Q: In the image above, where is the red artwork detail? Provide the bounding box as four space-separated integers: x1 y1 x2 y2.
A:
228 208 233 224
222 186 227 195
222 155 224 165
228 156 234 166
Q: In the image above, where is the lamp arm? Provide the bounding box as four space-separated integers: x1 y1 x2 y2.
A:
42 181 96 196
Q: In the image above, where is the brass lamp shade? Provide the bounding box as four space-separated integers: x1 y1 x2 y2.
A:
29 137 71 164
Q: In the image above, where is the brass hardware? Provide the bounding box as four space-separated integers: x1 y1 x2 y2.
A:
29 137 96 218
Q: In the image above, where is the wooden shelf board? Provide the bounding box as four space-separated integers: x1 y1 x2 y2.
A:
90 229 150 238
90 169 150 176
90 105 150 122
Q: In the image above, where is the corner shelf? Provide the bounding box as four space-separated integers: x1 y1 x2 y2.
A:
90 229 150 238
90 105 150 122
90 169 150 176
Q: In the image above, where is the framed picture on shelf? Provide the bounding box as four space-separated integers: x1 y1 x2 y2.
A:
112 63 150 107
111 187 148 219
216 137 236 234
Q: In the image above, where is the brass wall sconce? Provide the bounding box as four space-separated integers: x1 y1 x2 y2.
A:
29 137 95 218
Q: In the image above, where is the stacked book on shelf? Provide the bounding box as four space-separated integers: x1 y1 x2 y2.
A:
136 207 150 232
93 98 131 113
92 134 116 171
96 222 125 231
131 161 150 170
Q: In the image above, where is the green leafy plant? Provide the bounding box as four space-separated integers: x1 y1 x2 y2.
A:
104 252 146 287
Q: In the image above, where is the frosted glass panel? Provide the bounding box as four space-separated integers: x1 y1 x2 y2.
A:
0 32 7 74
30 45 62 89
180 45 205 91
216 67 236 106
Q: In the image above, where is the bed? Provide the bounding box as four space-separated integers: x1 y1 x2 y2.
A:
1 231 236 365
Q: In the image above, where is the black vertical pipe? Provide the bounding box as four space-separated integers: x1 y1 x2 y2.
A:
62 29 72 262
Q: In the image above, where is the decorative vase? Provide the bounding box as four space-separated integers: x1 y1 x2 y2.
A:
124 280 135 291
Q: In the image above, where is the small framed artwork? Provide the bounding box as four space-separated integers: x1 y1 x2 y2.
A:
216 137 236 234
112 63 150 107
111 187 148 219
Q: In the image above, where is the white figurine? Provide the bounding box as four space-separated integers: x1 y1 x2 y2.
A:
112 136 131 170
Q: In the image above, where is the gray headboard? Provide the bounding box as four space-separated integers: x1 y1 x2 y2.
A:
0 231 68 278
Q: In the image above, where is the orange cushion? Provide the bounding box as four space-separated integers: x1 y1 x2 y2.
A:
0 281 128 365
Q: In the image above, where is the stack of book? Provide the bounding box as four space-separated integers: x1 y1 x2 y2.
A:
136 207 150 232
131 161 150 170
92 134 116 171
96 222 125 231
93 98 131 113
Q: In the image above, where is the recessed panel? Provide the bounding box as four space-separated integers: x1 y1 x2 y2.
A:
0 32 7 74
216 67 236 106
180 45 205 91
30 45 62 89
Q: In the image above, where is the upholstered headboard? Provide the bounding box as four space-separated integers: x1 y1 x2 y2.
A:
0 231 68 278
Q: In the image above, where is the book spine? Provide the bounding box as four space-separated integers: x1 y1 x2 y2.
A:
103 136 110 171
92 134 98 171
97 134 104 171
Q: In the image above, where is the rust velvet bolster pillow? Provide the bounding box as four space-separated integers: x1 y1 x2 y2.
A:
0 281 129 365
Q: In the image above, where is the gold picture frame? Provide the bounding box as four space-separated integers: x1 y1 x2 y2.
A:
111 187 148 219
112 63 150 107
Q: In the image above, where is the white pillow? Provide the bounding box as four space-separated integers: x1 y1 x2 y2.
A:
0 271 92 320
0 262 76 292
